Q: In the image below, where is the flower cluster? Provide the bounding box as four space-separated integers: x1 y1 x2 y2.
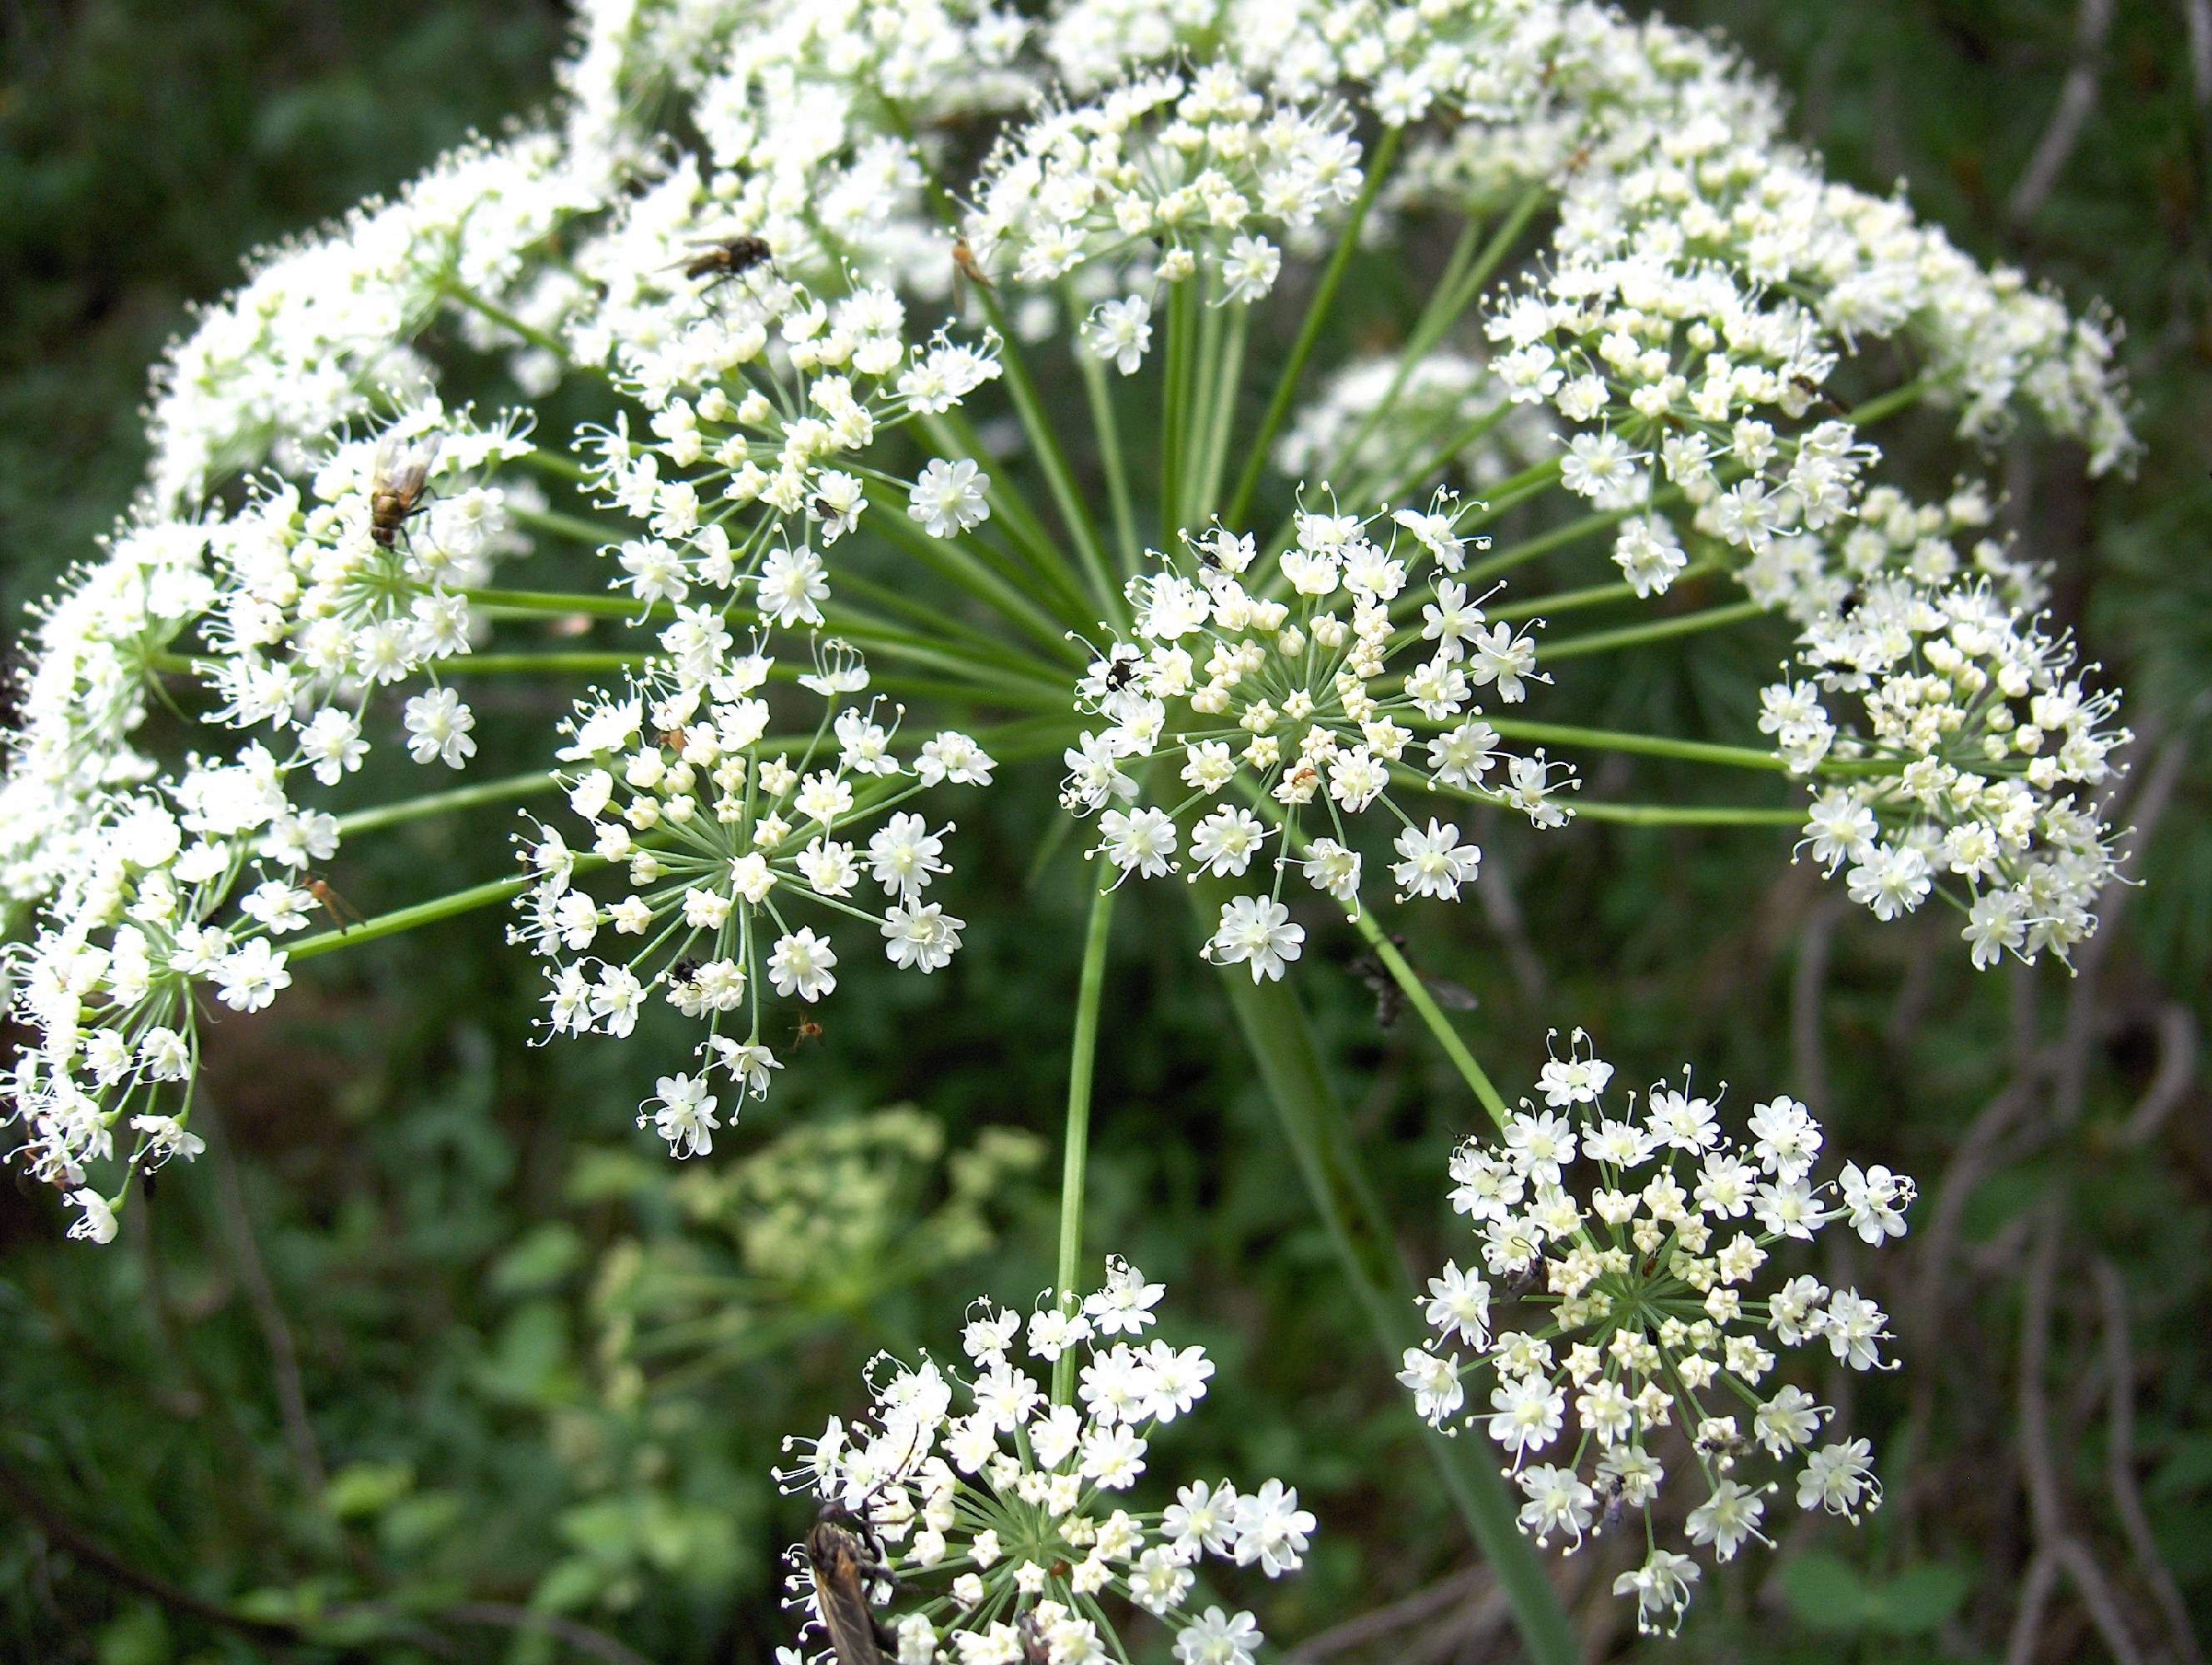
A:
572 221 1002 621
1398 1031 1911 1635
192 405 535 767
511 642 994 1136
1063 489 1575 979
967 66 1363 322
1772 581 2128 966
3 748 345 1241
777 1260 1313 1665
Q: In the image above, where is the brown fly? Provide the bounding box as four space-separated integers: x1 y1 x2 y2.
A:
952 236 992 310
368 430 440 550
306 876 367 932
804 1508 897 1665
672 234 774 290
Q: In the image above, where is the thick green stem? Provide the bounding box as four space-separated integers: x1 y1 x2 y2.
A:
335 769 559 837
287 863 600 962
1479 718 1789 772
1538 598 1764 661
1224 124 1404 528
1052 879 1119 1406
971 286 1121 621
1191 882 1577 1665
1075 343 1144 578
439 280 569 360
1346 908 1512 1130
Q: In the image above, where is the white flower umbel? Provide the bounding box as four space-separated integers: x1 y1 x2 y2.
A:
1772 579 2129 967
1062 488 1577 975
776 1258 1311 1665
3 751 339 1237
963 66 1364 323
574 241 1002 617
1400 1029 1912 1636
511 640 993 1135
196 404 534 758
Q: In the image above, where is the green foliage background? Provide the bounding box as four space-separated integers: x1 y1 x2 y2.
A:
2 3 2207 1663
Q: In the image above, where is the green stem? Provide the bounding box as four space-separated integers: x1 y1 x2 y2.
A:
1223 124 1403 528
335 769 559 836
916 411 1099 628
1487 563 1718 623
1159 279 1196 542
971 285 1121 621
1568 801 1802 826
1075 341 1144 578
440 280 569 360
287 863 599 962
1538 598 1764 661
1464 490 1686 584
1191 882 1576 1665
1347 908 1512 1129
511 504 621 548
1480 718 1789 772
1052 878 1119 1407
1320 181 1545 492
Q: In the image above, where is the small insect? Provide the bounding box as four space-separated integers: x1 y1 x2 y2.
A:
1592 1473 1627 1530
659 726 693 754
804 1506 897 1665
368 430 440 550
306 876 367 932
952 236 993 309
1346 934 1479 1031
801 1431 923 1665
669 957 702 985
793 1018 825 1048
1787 370 1851 418
671 233 774 288
811 495 838 522
1101 658 1137 693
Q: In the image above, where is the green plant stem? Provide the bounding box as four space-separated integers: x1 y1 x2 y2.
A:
1486 563 1719 623
335 769 559 836
1464 490 1686 585
1347 909 1512 1129
440 280 569 360
1320 181 1545 492
1537 598 1764 660
510 504 620 548
970 284 1121 620
1192 882 1576 1665
1075 344 1143 577
1568 801 1802 826
286 862 600 962
1480 718 1790 772
1052 878 1119 1407
1159 279 1196 541
1224 123 1404 528
1191 291 1249 525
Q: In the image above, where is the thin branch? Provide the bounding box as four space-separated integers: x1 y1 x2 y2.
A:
2090 1257 2205 1665
2014 1209 2147 1665
2119 1002 2198 1146
440 1602 656 1665
0 1458 296 1648
1282 1566 1486 1664
204 1103 325 1498
2007 0 2118 225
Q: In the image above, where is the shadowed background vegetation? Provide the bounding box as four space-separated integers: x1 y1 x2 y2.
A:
2 2 2207 1662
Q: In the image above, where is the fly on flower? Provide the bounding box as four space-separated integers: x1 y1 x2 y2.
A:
671 232 776 289
775 1260 1307 1665
367 428 441 549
